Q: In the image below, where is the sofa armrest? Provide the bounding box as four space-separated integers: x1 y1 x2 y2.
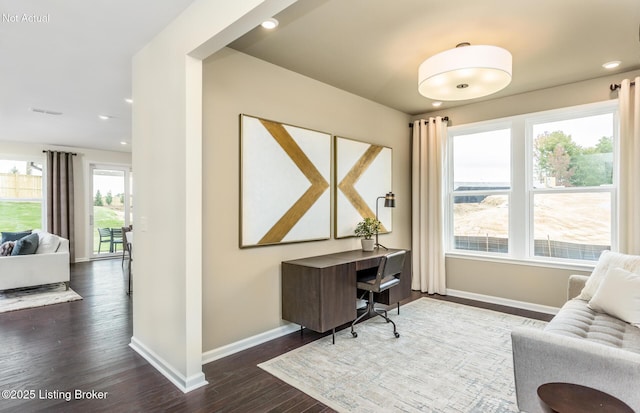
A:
511 327 640 413
567 274 589 301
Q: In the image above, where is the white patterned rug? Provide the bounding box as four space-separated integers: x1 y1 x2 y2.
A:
259 298 547 413
0 283 82 313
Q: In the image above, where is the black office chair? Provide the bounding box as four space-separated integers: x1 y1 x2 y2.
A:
97 228 112 253
351 250 406 339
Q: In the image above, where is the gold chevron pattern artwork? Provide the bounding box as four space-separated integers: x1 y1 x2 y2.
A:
335 137 392 238
241 115 331 247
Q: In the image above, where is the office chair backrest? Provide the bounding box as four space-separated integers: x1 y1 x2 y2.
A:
375 250 406 289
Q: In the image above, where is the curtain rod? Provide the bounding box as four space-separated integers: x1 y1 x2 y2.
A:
610 81 636 91
408 116 449 127
42 150 77 156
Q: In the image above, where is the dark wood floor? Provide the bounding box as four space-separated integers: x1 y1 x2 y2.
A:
0 260 553 412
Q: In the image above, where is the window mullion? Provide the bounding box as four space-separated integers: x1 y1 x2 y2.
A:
510 119 527 259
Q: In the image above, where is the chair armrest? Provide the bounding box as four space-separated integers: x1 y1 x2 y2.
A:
567 274 589 301
511 327 640 413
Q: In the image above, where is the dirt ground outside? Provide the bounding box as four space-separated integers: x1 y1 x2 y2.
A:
454 192 611 245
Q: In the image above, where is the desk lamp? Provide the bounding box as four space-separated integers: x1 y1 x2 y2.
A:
375 192 395 249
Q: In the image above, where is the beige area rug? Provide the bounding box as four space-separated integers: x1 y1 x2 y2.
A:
0 283 82 313
259 298 547 413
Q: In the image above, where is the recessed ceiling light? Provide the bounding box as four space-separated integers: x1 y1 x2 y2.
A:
432 101 443 107
124 98 133 104
120 141 128 145
98 115 112 120
602 61 621 70
261 18 279 29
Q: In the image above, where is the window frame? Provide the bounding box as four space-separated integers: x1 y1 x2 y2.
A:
0 155 47 230
446 100 618 266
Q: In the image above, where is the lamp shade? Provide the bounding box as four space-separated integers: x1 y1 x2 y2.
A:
384 192 395 208
418 45 512 101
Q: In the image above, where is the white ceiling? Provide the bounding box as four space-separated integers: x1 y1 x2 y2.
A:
230 0 640 115
1 0 639 153
0 0 196 153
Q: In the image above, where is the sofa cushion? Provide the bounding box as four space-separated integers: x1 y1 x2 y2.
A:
1 230 32 244
589 267 640 327
544 299 640 354
11 233 39 256
578 250 640 301
36 232 61 254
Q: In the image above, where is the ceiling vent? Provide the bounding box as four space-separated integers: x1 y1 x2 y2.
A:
30 107 63 116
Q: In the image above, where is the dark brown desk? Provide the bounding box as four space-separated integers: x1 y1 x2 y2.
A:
281 249 411 342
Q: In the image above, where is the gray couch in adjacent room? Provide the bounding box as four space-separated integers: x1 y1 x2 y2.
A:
511 253 640 413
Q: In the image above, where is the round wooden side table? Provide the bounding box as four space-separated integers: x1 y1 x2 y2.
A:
537 382 633 413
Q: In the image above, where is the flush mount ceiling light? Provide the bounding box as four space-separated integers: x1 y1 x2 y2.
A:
261 18 279 29
418 43 512 101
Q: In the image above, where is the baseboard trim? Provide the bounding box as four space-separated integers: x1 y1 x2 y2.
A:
446 289 560 315
129 336 208 393
202 324 300 365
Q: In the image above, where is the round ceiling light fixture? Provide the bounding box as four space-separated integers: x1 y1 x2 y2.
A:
261 18 279 29
418 43 512 101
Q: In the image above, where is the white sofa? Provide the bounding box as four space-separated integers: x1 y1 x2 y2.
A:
511 251 640 412
0 231 70 291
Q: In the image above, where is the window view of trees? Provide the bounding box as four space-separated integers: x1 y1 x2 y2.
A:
534 131 613 188
448 104 616 262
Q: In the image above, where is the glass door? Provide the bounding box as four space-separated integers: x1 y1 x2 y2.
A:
90 164 132 258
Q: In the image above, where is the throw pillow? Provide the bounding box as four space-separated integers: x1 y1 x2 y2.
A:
578 250 640 301
0 241 15 256
588 267 640 326
35 233 61 254
11 233 40 256
1 230 33 244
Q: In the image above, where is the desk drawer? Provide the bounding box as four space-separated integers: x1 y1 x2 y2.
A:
356 257 380 271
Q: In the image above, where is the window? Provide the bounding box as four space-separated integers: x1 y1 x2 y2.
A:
447 101 617 262
0 158 45 231
451 128 511 253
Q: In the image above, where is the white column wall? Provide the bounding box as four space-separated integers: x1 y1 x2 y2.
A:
130 0 297 392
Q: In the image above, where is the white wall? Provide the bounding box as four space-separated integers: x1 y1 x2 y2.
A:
131 0 297 393
201 47 411 352
414 68 640 308
0 141 131 262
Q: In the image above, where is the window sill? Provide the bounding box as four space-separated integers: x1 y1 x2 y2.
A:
445 251 595 273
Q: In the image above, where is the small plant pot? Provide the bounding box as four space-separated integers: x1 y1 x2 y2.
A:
361 238 375 251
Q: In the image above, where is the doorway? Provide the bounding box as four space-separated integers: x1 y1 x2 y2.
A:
90 164 132 259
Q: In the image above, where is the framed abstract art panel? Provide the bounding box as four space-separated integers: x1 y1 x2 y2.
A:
334 136 393 238
240 115 331 247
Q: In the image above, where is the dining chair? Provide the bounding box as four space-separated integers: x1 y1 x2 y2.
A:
97 228 112 254
121 225 133 265
111 228 123 253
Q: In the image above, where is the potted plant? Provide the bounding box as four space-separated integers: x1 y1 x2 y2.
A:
354 217 380 251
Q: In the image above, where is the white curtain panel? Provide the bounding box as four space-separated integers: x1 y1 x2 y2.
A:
411 118 446 294
618 77 640 255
